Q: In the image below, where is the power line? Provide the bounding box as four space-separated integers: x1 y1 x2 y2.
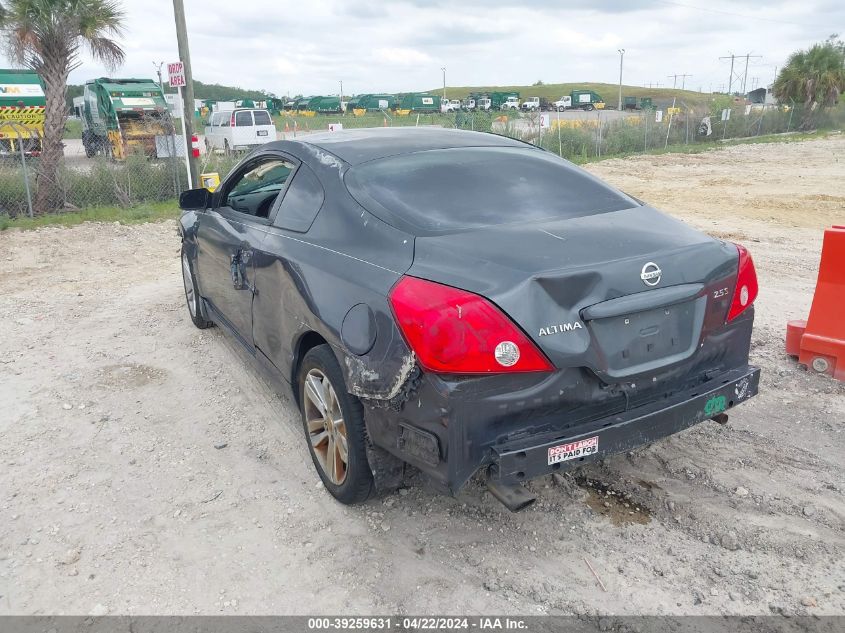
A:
719 52 762 94
667 73 692 90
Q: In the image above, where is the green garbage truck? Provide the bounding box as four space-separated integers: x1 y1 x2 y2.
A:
76 77 170 159
0 68 45 155
348 94 398 113
397 92 440 113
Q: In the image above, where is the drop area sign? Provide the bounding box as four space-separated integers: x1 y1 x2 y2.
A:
168 62 186 88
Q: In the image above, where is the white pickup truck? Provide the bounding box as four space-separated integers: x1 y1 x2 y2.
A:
552 96 572 112
442 99 462 113
521 97 541 111
477 98 492 111
500 96 520 110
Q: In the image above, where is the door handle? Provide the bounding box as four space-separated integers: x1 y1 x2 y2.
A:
230 249 256 293
230 252 244 289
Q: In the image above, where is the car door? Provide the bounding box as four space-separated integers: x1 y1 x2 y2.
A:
195 153 298 347
252 109 276 144
251 161 326 373
233 110 254 148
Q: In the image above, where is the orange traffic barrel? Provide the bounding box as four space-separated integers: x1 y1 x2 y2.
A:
786 226 845 381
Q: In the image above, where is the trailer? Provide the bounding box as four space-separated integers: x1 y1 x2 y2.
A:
79 78 170 159
0 69 45 155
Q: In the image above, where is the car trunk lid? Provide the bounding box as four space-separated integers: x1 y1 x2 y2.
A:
407 206 739 382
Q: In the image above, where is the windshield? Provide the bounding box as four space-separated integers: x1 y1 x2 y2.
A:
345 146 636 233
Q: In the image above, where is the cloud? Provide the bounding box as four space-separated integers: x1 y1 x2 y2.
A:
0 0 838 96
372 47 433 66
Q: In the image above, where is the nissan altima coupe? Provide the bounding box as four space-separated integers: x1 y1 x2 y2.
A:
178 128 760 511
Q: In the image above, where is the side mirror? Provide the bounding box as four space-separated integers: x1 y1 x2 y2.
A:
179 187 213 210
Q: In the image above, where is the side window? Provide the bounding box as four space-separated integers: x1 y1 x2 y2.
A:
224 158 296 219
253 110 272 125
235 111 253 127
275 164 325 232
221 113 230 127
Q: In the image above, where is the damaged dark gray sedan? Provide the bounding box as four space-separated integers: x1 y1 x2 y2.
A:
178 128 760 511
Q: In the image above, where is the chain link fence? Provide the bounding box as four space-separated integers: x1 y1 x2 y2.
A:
1 101 841 220
0 111 239 219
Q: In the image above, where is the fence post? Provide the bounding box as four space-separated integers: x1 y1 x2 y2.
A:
11 123 35 218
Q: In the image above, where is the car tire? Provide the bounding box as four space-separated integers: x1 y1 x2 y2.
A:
298 344 375 505
181 246 212 329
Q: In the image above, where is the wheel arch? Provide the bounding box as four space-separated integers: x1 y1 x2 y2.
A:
291 330 330 406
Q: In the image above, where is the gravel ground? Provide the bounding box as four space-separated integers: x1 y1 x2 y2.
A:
1 135 844 617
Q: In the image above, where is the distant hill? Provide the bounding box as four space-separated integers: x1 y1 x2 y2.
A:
65 79 277 108
430 82 716 108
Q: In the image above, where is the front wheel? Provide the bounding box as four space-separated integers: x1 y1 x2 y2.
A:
181 247 212 329
299 345 374 504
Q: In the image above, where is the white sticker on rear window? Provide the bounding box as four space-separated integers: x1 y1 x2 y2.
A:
548 436 599 465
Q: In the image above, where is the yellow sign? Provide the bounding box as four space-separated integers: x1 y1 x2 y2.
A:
0 107 45 125
201 172 220 192
667 107 682 115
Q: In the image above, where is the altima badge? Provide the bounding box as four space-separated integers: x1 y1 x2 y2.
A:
539 321 584 337
641 262 662 286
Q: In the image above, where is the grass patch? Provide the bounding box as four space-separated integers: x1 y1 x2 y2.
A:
0 201 177 231
570 130 835 165
64 118 82 139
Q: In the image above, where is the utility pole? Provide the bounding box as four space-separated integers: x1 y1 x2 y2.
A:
617 49 625 110
153 61 164 93
720 52 761 95
441 67 446 104
339 80 343 114
172 0 198 188
667 73 692 90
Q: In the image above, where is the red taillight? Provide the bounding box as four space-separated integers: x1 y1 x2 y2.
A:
727 243 759 321
389 276 554 374
230 113 236 127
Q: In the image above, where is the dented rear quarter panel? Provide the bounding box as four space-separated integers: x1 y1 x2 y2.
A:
249 142 417 399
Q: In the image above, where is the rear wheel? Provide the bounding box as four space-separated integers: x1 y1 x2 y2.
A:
299 345 374 504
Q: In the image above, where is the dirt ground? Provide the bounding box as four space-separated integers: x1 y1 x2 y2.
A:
1 135 844 617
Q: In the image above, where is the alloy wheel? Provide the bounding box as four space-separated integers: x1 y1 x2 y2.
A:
303 368 348 485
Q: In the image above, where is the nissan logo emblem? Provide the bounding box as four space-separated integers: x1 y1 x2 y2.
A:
641 262 662 286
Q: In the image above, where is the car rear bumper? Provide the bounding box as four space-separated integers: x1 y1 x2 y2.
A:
489 365 760 486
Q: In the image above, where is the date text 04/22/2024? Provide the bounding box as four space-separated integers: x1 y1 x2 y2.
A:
306 617 529 630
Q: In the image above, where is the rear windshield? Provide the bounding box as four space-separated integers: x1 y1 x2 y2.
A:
235 111 253 126
345 146 635 233
253 110 272 125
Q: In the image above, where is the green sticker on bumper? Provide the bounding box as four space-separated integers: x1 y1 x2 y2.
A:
704 395 727 417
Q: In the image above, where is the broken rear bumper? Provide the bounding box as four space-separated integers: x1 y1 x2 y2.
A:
489 365 760 486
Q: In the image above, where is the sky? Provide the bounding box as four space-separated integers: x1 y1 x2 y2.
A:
2 0 842 95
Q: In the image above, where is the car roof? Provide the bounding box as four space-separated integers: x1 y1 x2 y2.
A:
272 127 529 166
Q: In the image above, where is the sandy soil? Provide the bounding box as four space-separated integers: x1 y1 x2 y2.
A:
1 136 843 617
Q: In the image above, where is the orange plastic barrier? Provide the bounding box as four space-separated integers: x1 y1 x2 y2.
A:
785 225 845 381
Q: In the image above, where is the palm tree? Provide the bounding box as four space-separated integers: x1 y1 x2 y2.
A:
0 0 125 213
773 36 845 130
